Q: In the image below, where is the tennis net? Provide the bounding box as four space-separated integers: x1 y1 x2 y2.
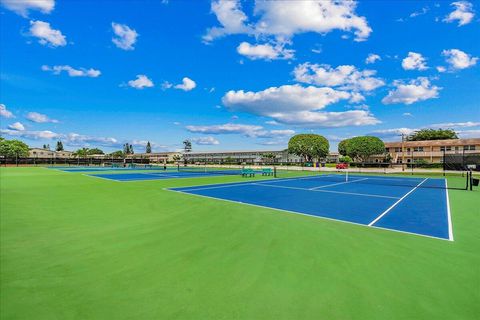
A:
274 168 470 190
177 165 243 175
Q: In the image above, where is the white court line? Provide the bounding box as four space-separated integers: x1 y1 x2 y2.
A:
253 183 400 199
368 178 428 226
445 180 454 241
167 188 451 241
309 178 369 190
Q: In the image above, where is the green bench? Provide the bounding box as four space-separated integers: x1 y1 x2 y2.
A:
262 168 274 176
241 168 255 177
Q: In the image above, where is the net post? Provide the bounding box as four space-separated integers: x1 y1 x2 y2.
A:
470 170 473 191
274 166 277 178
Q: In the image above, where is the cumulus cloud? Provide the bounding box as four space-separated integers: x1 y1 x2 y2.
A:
0 129 61 140
203 0 252 42
127 75 154 89
365 53 381 64
66 133 119 147
237 42 294 60
0 0 54 17
293 63 385 92
186 123 263 137
441 49 478 70
29 20 66 47
443 1 475 26
41 65 101 77
174 77 196 91
253 0 372 42
370 128 418 138
429 121 480 128
401 52 428 70
457 129 480 138
112 22 138 50
382 77 440 105
0 104 15 118
222 84 379 127
191 136 220 145
186 123 295 139
8 122 25 131
26 112 58 123
204 0 372 44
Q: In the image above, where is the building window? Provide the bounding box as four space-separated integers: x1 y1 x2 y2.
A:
464 145 476 151
385 148 390 152
440 146 451 151
413 147 424 152
394 147 401 152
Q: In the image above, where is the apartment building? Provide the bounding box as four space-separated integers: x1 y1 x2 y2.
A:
382 138 480 164
29 148 74 159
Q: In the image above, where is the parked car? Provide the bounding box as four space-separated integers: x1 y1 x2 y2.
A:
336 163 349 169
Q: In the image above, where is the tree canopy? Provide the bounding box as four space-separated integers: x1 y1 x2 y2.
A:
0 139 29 158
345 136 385 162
87 148 104 155
109 150 124 158
338 139 351 156
73 148 89 158
288 134 329 162
407 129 458 141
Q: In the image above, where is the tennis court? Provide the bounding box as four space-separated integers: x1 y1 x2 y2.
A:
170 173 455 240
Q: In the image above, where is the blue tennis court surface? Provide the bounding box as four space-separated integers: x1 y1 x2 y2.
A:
170 174 453 240
90 170 240 181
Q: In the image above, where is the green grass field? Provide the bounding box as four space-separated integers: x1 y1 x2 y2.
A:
1 167 479 319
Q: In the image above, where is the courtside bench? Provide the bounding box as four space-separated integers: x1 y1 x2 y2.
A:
262 168 274 176
242 169 255 177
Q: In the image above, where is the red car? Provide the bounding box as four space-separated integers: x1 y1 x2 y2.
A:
336 163 349 169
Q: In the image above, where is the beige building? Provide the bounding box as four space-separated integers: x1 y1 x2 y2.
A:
29 148 74 159
381 138 480 164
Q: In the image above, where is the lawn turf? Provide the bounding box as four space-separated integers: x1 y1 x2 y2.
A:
1 167 479 319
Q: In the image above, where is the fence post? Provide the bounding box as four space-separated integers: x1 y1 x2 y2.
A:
443 149 446 177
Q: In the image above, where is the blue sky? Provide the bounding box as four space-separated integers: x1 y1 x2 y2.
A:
0 0 479 153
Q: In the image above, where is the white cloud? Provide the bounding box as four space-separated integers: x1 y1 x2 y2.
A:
29 20 66 47
41 65 101 77
265 120 280 126
293 63 385 92
436 66 447 73
222 84 379 127
0 0 54 17
0 129 61 140
174 77 196 91
203 0 252 42
365 53 381 64
8 122 25 131
0 104 15 118
371 128 418 138
253 0 372 42
410 6 429 18
204 0 371 43
382 77 440 105
441 49 478 70
443 1 475 26
403 112 413 117
26 111 58 123
457 129 480 138
127 75 154 89
186 123 295 139
401 52 428 70
192 136 220 145
430 121 480 128
66 133 118 147
112 22 138 50
186 123 263 137
237 42 294 60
